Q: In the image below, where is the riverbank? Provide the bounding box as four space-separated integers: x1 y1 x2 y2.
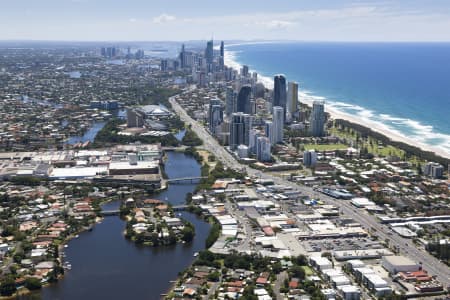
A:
39 151 210 300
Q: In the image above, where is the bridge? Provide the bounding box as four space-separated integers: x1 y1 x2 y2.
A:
100 210 120 216
166 176 207 184
172 205 188 211
101 206 188 215
161 146 187 151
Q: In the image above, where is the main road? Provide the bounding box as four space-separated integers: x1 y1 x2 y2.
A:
169 97 450 288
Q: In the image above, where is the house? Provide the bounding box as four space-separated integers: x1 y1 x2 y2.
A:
183 287 197 297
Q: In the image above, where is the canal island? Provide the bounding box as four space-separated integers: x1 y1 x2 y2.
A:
0 143 193 297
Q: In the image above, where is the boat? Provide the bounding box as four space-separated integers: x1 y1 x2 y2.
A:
75 234 79 238
64 245 68 248
63 262 72 270
193 252 199 257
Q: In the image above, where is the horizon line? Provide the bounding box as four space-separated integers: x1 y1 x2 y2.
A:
1 39 450 44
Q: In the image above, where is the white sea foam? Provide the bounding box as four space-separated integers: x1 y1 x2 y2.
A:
224 47 450 159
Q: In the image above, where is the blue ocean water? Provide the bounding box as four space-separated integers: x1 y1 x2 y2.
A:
226 42 450 157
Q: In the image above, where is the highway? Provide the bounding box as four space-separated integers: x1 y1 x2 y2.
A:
170 97 450 288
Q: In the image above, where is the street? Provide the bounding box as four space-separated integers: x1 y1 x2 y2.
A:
169 96 450 288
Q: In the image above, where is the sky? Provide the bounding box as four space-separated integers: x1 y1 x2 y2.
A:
1 0 450 41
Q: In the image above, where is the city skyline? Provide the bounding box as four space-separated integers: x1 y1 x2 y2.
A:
2 0 450 41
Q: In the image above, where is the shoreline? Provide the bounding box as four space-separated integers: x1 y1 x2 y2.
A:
224 47 450 161
306 97 450 160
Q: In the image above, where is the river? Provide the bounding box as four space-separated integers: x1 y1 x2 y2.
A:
39 151 209 300
65 109 126 144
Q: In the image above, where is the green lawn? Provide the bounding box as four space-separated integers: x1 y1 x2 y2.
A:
301 266 314 276
304 143 348 151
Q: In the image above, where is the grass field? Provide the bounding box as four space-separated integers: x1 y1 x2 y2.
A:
329 126 410 159
302 266 314 276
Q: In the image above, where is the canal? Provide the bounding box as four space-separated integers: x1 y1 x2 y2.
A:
40 151 209 300
65 109 126 145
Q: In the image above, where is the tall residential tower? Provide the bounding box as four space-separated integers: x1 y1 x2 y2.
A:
310 101 326 137
273 74 287 121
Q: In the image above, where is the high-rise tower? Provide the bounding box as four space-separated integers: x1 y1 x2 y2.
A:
229 113 252 150
236 85 252 114
310 101 326 137
273 75 287 121
205 40 214 64
273 106 284 143
287 81 298 121
220 41 224 58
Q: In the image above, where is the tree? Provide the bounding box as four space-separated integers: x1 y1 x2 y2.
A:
207 271 220 282
293 255 308 266
0 276 17 296
25 277 42 290
181 225 195 243
289 265 305 280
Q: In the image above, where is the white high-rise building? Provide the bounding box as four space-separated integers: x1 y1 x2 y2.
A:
273 106 284 144
256 136 271 162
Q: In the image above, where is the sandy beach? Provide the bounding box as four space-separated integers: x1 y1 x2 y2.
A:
224 51 450 160
309 98 450 160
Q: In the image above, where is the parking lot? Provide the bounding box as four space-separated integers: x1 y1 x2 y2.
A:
303 237 384 252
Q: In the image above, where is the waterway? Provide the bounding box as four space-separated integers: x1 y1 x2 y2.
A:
65 109 126 144
66 121 106 144
39 151 209 300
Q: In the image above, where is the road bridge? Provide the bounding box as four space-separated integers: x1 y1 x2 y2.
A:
100 210 120 216
166 176 206 184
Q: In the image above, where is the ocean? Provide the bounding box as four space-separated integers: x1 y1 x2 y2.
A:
225 42 450 158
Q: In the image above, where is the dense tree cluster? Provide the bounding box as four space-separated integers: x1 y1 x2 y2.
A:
181 128 203 147
93 118 180 147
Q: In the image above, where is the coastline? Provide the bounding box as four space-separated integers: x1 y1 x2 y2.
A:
306 96 450 160
224 46 450 161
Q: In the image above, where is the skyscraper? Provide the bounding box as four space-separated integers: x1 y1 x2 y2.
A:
179 44 186 68
310 101 326 137
265 121 275 145
242 65 249 77
229 113 252 150
273 106 284 144
208 99 223 135
248 129 260 154
287 81 298 121
220 41 224 58
205 40 214 65
256 137 271 162
273 74 287 120
225 87 236 117
236 85 252 114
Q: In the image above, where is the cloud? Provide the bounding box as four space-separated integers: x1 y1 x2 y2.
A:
4 2 450 41
264 20 297 30
152 13 176 24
